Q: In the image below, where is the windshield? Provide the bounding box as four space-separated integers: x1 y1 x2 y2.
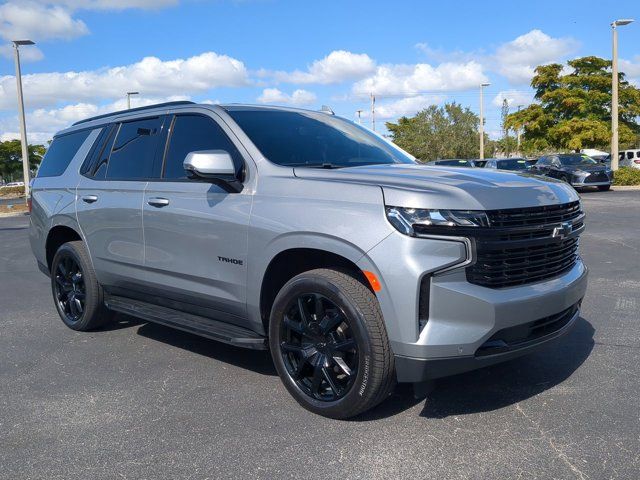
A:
497 159 528 171
226 109 416 168
559 154 598 166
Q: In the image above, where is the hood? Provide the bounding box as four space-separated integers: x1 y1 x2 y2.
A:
293 164 579 211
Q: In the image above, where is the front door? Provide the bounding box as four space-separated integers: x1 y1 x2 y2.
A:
142 113 251 327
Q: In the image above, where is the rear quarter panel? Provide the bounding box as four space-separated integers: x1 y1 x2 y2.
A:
29 128 102 269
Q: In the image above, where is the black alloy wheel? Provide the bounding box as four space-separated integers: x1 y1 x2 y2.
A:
279 293 358 402
50 241 113 331
269 269 395 419
54 254 86 324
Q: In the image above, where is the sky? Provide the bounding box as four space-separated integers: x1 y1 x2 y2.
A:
0 0 638 144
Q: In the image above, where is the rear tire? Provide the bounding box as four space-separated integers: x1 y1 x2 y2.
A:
269 268 395 419
50 241 113 331
598 185 611 191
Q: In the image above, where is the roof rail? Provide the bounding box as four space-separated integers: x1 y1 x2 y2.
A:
72 101 196 126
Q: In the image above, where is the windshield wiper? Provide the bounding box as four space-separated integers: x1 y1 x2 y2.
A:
288 163 344 169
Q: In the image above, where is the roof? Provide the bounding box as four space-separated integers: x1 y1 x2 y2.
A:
72 101 196 126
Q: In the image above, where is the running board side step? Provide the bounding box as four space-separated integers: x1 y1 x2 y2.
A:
104 295 267 350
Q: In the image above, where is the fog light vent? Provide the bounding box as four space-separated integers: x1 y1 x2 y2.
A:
418 275 431 333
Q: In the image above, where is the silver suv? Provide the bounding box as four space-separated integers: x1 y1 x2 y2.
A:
29 102 588 419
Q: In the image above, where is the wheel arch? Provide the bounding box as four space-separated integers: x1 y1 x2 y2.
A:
255 239 375 333
45 224 83 271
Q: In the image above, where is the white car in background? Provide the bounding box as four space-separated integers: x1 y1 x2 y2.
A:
620 150 640 169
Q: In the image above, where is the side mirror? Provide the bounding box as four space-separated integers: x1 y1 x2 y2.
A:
183 150 242 192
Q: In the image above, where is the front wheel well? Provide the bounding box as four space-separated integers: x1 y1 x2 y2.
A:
259 248 370 330
45 225 82 271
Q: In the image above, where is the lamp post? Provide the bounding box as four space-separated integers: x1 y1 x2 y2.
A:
516 104 524 156
479 83 490 160
370 93 376 131
12 39 35 201
611 18 634 171
126 91 139 109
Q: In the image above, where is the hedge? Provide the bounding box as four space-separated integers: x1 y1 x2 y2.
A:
0 186 25 197
613 167 640 186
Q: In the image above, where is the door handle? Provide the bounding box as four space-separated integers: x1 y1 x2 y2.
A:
81 195 98 204
147 197 170 207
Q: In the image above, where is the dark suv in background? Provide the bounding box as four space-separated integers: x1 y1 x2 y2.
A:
531 153 612 191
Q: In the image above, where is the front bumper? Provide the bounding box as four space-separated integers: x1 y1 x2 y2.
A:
570 172 612 187
358 230 588 383
571 180 611 187
395 303 580 382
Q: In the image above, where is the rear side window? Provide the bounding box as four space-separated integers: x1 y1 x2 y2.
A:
37 129 92 177
106 117 164 179
163 114 243 179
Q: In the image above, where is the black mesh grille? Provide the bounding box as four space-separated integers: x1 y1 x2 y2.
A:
584 172 609 183
466 202 584 288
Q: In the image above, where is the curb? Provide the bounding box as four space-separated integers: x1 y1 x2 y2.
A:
0 211 29 218
612 186 640 191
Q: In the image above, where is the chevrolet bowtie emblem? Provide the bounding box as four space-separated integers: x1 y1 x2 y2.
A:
552 221 573 239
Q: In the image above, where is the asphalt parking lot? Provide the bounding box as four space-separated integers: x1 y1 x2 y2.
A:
1 190 639 480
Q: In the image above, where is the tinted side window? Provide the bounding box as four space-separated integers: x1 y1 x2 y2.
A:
37 129 92 177
627 152 634 159
163 115 243 179
80 125 111 175
106 117 164 179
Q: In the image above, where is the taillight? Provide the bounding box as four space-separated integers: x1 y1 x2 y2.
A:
634 159 640 164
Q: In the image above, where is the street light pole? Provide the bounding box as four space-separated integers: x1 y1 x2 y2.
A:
479 83 490 160
611 18 634 171
516 104 524 156
370 93 376 131
356 110 363 124
12 40 35 201
126 91 139 109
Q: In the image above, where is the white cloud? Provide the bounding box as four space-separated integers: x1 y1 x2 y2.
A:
0 0 178 59
266 50 376 85
0 95 190 143
52 0 178 10
0 2 89 42
370 95 444 120
491 90 533 109
353 61 488 96
0 43 44 61
493 30 578 84
620 56 640 86
257 88 316 105
0 51 248 110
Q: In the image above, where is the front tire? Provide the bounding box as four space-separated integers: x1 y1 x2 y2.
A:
598 185 611 191
51 241 113 331
269 269 395 419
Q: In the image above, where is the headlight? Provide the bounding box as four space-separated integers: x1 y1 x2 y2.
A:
386 206 489 236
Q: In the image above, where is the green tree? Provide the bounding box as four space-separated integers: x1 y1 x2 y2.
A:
506 56 640 153
386 102 481 161
0 140 46 183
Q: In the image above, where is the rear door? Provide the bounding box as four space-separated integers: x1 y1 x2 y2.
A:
76 116 166 289
142 112 252 327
